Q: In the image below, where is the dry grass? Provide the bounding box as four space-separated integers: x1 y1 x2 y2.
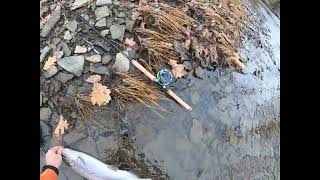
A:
112 72 166 113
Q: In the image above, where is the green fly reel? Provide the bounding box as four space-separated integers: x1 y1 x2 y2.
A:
156 68 174 89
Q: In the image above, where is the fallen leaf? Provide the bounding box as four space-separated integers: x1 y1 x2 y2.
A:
90 83 111 106
227 52 245 69
53 115 69 138
184 39 191 50
195 45 204 58
124 38 136 47
85 75 101 83
139 0 148 5
131 11 141 21
202 28 212 39
203 48 209 56
168 59 187 79
43 55 57 70
137 5 151 13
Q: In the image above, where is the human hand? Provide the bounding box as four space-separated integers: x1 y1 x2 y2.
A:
45 146 64 168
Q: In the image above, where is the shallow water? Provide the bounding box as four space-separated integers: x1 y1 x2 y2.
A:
40 0 280 179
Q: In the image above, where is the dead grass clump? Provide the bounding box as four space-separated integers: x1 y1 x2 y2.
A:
112 72 166 112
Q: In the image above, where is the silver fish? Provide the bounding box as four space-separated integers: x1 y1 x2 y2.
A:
62 148 150 180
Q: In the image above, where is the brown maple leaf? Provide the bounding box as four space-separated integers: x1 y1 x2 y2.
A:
85 75 101 83
124 38 136 47
43 55 57 70
53 115 69 138
90 83 111 106
137 5 151 13
168 59 187 79
202 28 212 40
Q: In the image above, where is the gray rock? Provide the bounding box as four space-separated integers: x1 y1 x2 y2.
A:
113 0 120 5
50 4 56 11
110 24 126 41
83 65 90 73
89 63 108 74
200 60 209 68
71 0 88 10
106 18 113 28
102 54 113 64
51 37 61 46
40 107 52 122
43 66 59 78
100 29 109 36
63 30 72 40
174 40 188 55
40 46 52 63
40 6 48 17
95 18 107 28
58 56 84 77
118 12 126 18
195 67 204 79
56 51 64 59
58 42 71 57
54 72 74 83
40 93 43 107
125 19 135 32
65 20 78 32
81 14 89 21
183 61 192 71
94 6 110 20
40 6 61 37
190 119 203 144
66 84 78 97
113 52 130 72
74 45 87 54
52 79 61 92
40 121 51 137
96 0 112 6
115 18 125 25
85 54 101 63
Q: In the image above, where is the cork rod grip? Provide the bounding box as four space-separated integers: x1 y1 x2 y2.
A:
166 89 192 111
131 60 156 81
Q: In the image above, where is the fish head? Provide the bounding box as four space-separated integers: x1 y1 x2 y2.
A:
62 148 86 168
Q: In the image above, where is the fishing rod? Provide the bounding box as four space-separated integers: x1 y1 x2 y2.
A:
63 5 192 111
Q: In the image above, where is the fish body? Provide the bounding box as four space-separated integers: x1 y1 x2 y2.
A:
62 148 150 180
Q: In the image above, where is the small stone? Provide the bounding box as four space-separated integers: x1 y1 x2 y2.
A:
89 64 108 74
106 18 113 28
112 52 130 72
100 29 109 36
40 46 52 63
40 121 51 137
50 4 57 11
102 54 113 64
117 12 126 18
125 19 135 32
96 0 112 6
40 107 52 122
195 67 204 79
95 18 107 28
71 0 89 10
200 60 209 68
83 65 90 73
95 6 110 20
190 119 203 144
110 24 126 41
40 6 61 37
85 54 101 63
183 61 192 71
81 14 89 21
113 0 120 5
52 79 61 92
74 45 87 54
40 93 43 107
58 56 84 77
58 42 71 57
65 20 78 32
51 37 61 46
43 66 59 78
115 18 125 25
56 51 64 59
63 30 72 40
54 72 74 83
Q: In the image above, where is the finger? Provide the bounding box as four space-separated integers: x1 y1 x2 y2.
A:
57 147 64 155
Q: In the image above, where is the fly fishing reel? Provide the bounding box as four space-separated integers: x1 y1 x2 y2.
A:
156 68 174 89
